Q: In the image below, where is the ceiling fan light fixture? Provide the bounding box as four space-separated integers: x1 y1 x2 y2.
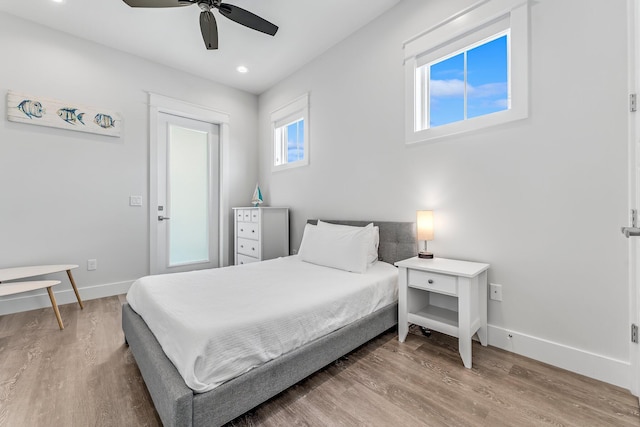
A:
121 0 278 50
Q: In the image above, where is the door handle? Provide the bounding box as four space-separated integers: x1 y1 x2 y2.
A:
621 226 640 238
158 215 171 221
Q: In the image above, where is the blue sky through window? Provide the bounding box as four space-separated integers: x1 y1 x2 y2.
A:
286 119 304 162
429 34 508 128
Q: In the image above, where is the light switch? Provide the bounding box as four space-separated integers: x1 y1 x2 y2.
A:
129 196 143 206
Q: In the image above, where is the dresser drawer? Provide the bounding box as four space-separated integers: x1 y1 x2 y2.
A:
237 254 259 265
237 222 259 239
243 210 251 221
250 210 259 222
237 237 259 257
236 210 245 222
408 269 458 295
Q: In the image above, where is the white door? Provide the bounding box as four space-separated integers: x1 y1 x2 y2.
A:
153 112 220 274
625 0 640 399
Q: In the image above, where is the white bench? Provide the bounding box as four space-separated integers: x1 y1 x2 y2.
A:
0 280 64 329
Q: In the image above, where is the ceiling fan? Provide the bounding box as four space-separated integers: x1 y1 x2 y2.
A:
121 0 279 50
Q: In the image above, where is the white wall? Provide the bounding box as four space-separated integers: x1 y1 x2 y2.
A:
0 13 259 310
258 0 631 386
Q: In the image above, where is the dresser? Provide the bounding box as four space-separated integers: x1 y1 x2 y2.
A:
233 207 289 265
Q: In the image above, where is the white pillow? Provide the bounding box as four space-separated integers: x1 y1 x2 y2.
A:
317 220 379 265
298 223 371 273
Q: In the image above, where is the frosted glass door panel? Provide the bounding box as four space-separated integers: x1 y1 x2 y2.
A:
169 125 209 266
153 111 219 275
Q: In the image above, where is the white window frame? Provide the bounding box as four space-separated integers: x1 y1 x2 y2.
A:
404 0 529 144
271 93 309 172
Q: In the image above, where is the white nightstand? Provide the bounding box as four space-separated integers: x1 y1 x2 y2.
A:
395 257 490 368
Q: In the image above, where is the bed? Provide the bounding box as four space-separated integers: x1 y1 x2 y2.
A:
122 220 416 426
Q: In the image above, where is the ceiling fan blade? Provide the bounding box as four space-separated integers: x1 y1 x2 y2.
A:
200 11 219 50
217 3 278 36
121 0 192 8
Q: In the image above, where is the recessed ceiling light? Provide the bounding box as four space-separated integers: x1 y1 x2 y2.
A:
236 66 248 74
52 0 64 3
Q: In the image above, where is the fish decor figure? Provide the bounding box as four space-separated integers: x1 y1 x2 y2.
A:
17 100 45 119
94 113 116 129
57 108 85 125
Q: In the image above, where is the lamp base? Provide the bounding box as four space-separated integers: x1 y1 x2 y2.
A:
418 251 434 259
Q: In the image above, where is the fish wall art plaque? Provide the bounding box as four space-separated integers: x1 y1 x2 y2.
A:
6 90 122 137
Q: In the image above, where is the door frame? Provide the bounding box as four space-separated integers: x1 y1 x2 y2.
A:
628 0 640 398
148 93 230 274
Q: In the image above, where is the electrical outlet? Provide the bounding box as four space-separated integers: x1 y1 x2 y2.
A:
87 259 97 271
489 283 503 301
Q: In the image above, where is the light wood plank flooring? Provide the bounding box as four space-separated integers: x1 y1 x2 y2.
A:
0 295 638 426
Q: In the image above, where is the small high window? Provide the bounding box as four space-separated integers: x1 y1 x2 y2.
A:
271 94 309 171
404 0 529 144
422 33 509 129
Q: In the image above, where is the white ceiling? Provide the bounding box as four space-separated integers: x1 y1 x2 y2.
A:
0 0 400 94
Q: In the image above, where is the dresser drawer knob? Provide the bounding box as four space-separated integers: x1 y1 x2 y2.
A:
240 228 244 232
428 279 434 284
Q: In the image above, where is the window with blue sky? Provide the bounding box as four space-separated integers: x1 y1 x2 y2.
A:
286 119 304 163
427 33 509 128
404 0 528 144
271 92 309 171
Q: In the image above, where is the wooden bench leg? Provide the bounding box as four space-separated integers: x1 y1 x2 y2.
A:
46 287 64 330
66 269 84 309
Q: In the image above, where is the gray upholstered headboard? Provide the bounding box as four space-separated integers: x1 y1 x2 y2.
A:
306 220 417 265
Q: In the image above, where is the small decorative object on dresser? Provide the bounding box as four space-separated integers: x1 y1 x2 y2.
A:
251 183 264 207
395 256 489 368
233 207 289 265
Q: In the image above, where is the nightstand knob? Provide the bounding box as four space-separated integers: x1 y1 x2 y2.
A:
428 279 434 284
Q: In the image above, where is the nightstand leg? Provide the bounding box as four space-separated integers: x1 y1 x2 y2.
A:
477 271 488 346
398 267 408 342
458 277 472 368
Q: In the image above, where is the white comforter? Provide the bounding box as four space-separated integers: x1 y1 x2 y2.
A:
126 256 398 393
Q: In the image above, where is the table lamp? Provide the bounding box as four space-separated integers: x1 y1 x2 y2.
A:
417 210 434 259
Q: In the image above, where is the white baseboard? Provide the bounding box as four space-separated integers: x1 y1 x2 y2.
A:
0 280 133 316
488 324 630 390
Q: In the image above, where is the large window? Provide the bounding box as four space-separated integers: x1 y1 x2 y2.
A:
271 93 309 171
404 0 528 144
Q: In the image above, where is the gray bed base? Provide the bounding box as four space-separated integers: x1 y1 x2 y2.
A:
122 220 415 427
123 302 397 426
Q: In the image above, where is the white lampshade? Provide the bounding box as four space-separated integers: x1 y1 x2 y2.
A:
417 210 434 241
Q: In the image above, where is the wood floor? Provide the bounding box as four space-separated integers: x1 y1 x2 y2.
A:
0 296 638 427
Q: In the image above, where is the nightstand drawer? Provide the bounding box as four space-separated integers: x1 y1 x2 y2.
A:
237 254 259 265
237 223 259 239
237 238 259 257
408 270 457 295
